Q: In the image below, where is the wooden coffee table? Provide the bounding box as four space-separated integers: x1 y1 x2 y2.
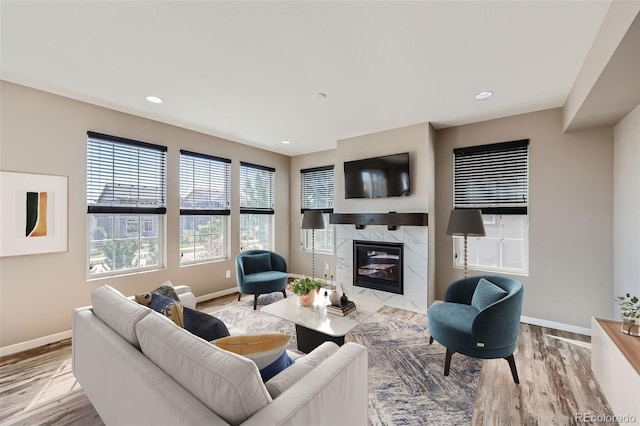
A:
261 292 383 353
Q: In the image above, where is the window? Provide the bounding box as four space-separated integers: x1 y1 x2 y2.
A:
452 140 529 274
301 166 334 254
239 162 274 250
87 132 166 277
179 150 231 264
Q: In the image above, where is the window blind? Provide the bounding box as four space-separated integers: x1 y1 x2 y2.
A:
180 150 231 215
453 139 529 214
301 165 334 213
87 132 167 214
239 162 275 214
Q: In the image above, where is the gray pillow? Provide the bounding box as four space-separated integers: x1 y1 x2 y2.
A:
471 278 508 311
243 253 272 275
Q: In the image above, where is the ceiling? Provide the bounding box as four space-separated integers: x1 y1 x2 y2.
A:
0 1 613 156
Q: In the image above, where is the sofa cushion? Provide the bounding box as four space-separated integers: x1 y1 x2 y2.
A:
214 333 293 381
136 312 272 425
242 253 272 275
183 307 230 341
136 292 184 327
471 278 508 311
91 285 150 349
265 341 339 398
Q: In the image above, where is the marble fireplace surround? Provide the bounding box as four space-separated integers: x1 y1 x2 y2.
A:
331 213 429 314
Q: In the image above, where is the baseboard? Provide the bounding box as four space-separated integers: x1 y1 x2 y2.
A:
194 287 239 303
520 315 591 336
0 330 72 358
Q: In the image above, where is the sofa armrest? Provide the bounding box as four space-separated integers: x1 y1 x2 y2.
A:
241 342 368 426
174 285 196 309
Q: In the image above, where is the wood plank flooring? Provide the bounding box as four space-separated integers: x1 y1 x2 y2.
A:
1 294 615 425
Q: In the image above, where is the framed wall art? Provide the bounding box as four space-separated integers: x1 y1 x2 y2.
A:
0 171 68 257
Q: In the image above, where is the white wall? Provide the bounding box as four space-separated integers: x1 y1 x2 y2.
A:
613 103 640 314
435 108 614 330
0 81 290 349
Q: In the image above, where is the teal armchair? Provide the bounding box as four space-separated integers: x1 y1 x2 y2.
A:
236 250 288 310
427 275 524 383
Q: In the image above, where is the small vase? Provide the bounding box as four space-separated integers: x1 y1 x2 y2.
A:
298 291 315 307
329 290 340 306
621 316 640 336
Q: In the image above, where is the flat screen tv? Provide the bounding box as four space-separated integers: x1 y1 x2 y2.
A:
344 152 410 199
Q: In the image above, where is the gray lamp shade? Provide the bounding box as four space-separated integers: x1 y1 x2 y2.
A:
301 210 325 229
446 209 486 236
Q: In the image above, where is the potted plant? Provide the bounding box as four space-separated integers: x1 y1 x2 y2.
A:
290 276 323 307
617 293 640 336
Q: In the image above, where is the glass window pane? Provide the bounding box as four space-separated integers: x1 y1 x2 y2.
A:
240 214 272 251
501 215 524 239
502 239 524 270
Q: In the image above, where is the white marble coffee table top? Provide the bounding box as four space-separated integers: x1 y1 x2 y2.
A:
261 292 384 337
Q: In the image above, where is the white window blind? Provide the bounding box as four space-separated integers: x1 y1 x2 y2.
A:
239 162 275 214
453 139 529 214
180 150 231 215
87 132 167 214
301 166 334 212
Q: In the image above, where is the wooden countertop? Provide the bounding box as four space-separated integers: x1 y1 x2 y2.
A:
595 318 640 376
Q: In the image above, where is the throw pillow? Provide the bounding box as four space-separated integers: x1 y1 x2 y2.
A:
183 307 230 341
151 283 180 301
471 278 508 311
242 253 272 275
214 333 294 382
265 341 339 398
135 292 184 327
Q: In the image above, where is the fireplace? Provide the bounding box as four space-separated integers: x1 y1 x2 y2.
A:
353 240 403 294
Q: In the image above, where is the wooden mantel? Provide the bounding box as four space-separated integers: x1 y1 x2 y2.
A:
330 212 428 230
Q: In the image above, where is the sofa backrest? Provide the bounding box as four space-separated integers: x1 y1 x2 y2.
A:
91 285 150 349
136 311 272 426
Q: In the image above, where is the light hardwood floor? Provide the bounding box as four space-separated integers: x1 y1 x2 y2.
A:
0 294 615 425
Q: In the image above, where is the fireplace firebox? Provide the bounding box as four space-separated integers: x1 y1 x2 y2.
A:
353 241 403 294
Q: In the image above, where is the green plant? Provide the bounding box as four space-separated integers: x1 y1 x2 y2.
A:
617 293 640 333
290 276 323 296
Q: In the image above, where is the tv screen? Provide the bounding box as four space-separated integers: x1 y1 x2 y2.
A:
344 153 410 199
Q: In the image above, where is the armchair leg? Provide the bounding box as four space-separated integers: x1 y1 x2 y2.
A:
282 289 287 299
253 294 259 310
504 355 520 384
444 349 454 376
429 336 434 344
237 293 242 302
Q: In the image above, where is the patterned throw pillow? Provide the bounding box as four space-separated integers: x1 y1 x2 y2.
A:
214 333 294 382
151 283 180 301
135 292 184 327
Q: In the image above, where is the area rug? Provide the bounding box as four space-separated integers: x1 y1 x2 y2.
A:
210 295 481 425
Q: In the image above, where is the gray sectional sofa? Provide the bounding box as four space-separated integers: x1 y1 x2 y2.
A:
72 285 368 425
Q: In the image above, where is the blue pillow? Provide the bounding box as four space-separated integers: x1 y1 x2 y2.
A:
243 253 272 275
471 278 508 311
183 307 230 341
259 351 295 382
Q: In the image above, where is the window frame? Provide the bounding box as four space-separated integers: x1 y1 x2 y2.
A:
300 165 334 254
452 139 529 275
86 132 167 278
239 162 275 251
179 150 231 265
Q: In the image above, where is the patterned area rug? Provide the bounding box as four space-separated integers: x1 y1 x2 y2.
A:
210 294 481 425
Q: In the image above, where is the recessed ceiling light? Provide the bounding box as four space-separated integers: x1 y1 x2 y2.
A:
281 140 291 144
475 91 493 100
313 92 327 100
146 95 163 104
